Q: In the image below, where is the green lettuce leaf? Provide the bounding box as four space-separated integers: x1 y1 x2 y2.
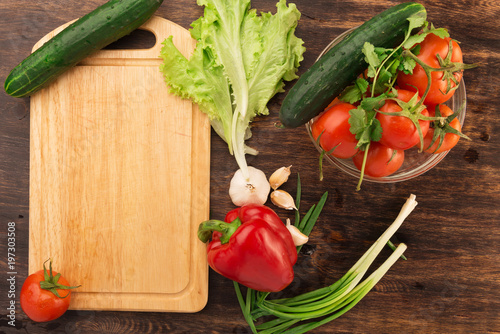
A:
160 0 305 180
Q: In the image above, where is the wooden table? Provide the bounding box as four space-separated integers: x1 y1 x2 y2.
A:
1 0 499 333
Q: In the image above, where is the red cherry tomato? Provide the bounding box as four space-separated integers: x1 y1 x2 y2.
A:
397 33 463 105
352 142 405 177
311 102 359 159
20 260 79 322
424 104 462 154
377 89 430 150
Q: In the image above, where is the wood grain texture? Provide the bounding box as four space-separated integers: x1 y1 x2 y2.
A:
0 0 499 333
28 16 210 312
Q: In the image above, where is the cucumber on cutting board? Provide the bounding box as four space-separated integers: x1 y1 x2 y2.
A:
4 0 164 98
279 2 427 128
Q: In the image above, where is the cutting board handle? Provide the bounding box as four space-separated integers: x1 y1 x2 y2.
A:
33 16 195 60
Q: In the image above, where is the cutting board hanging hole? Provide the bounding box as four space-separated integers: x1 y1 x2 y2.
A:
104 29 156 50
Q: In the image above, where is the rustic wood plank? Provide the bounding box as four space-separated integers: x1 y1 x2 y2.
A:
0 0 499 332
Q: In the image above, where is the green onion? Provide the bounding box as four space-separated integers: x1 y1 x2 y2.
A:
234 194 417 333
387 239 408 260
234 281 258 334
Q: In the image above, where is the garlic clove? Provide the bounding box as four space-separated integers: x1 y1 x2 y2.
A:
270 190 297 210
269 165 292 190
286 218 309 246
229 167 271 206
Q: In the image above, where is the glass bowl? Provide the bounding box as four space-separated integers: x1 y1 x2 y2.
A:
305 28 467 183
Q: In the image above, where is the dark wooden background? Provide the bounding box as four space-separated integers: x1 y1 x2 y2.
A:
1 0 499 333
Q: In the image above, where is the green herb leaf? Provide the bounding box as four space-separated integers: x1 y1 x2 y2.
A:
340 85 361 104
349 106 383 150
403 33 426 50
407 14 427 32
363 42 381 77
360 95 387 112
423 22 449 38
340 78 369 104
348 106 368 137
370 117 383 143
374 65 393 90
401 15 427 50
399 55 417 74
431 27 450 38
404 21 449 50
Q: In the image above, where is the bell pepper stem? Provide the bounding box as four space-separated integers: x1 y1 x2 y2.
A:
198 218 242 244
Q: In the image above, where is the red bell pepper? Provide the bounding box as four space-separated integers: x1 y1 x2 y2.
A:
198 204 297 292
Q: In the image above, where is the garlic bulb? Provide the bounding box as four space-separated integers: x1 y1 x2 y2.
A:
286 219 309 246
269 165 292 190
270 190 297 210
229 167 271 206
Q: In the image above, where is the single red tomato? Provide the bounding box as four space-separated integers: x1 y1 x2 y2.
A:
311 102 359 159
424 104 462 154
20 260 79 322
377 89 430 151
397 33 464 105
352 142 405 177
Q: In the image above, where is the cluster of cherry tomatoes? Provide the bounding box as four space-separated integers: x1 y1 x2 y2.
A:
312 32 468 178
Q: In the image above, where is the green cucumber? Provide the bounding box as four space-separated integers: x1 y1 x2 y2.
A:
4 0 164 98
279 2 427 128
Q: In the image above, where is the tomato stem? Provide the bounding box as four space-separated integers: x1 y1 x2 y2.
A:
315 130 339 182
402 45 477 112
40 259 80 299
401 50 433 110
425 102 471 153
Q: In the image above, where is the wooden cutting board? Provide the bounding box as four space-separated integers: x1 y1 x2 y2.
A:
29 16 210 312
